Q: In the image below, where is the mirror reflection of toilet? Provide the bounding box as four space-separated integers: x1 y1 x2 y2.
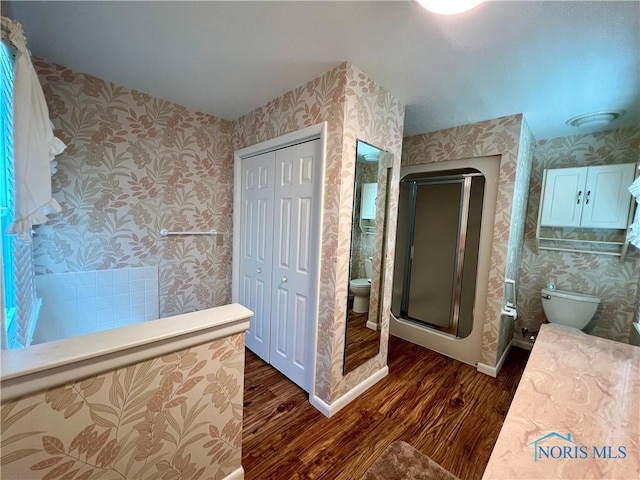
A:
350 257 373 313
540 288 601 331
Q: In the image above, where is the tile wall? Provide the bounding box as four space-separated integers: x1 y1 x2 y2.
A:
34 266 158 343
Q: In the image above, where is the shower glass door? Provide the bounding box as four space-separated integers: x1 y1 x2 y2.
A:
392 170 484 338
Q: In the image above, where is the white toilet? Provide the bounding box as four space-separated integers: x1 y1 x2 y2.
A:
540 288 601 330
350 257 373 313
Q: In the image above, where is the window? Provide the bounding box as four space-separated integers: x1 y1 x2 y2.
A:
1 40 16 346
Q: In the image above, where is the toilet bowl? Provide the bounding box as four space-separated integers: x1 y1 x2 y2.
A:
540 288 600 330
350 257 373 313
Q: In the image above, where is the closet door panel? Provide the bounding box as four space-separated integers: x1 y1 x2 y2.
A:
240 151 275 362
269 140 320 392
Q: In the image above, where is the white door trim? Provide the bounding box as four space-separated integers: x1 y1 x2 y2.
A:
233 122 327 400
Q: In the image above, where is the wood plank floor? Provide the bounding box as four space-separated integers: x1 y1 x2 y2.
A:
243 335 529 480
343 309 380 374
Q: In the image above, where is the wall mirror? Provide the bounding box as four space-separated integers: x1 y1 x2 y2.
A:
343 140 392 375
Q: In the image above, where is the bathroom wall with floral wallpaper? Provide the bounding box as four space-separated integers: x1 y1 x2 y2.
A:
401 114 534 368
231 63 404 404
517 127 640 344
0 334 245 480
33 59 233 319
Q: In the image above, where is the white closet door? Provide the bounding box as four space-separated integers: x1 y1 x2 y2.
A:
240 151 275 362
270 140 320 392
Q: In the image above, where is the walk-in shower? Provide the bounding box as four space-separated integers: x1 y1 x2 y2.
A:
392 169 484 338
390 157 500 366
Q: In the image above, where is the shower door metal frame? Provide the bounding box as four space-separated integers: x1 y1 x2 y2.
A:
399 173 480 337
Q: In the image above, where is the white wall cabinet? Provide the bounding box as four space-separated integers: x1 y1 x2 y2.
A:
540 164 635 229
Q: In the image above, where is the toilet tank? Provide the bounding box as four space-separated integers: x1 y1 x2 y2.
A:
364 257 373 279
541 288 600 330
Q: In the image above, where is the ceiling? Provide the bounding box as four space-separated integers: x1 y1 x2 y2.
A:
3 1 639 140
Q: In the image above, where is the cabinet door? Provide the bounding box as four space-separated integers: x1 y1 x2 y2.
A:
581 164 635 229
360 183 378 220
540 167 587 227
239 151 275 363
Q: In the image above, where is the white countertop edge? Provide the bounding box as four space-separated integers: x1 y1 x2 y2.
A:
1 304 253 402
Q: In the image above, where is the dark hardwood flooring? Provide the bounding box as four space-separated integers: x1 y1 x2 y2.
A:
243 335 529 480
343 308 380 374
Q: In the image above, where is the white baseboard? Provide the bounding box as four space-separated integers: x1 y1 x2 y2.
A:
366 320 379 331
477 339 513 378
224 466 244 480
513 338 534 351
311 365 388 418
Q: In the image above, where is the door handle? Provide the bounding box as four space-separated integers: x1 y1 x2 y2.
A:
585 190 591 205
576 190 582 204
282 277 287 283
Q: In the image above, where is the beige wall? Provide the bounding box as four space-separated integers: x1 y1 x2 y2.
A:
232 63 404 403
517 127 640 344
0 334 245 479
33 60 233 318
402 114 534 367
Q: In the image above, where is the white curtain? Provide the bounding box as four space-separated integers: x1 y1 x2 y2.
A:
1 16 65 240
627 175 640 248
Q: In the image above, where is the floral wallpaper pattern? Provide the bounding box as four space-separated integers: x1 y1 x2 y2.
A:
0 334 245 480
333 65 404 400
401 114 532 367
500 118 535 358
517 127 640 344
32 60 233 318
231 63 404 404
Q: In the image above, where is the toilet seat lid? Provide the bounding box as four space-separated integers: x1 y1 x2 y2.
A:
350 278 371 287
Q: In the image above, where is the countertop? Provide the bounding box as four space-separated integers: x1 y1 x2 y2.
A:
483 323 640 479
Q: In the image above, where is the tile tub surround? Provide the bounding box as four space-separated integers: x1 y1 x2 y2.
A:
0 304 252 480
483 323 640 479
34 266 159 343
517 127 640 344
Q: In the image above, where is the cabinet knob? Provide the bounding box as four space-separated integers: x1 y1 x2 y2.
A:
585 190 591 205
257 268 262 274
282 277 288 283
576 190 582 205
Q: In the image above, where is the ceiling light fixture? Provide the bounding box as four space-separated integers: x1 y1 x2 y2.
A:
417 0 484 15
566 111 624 129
